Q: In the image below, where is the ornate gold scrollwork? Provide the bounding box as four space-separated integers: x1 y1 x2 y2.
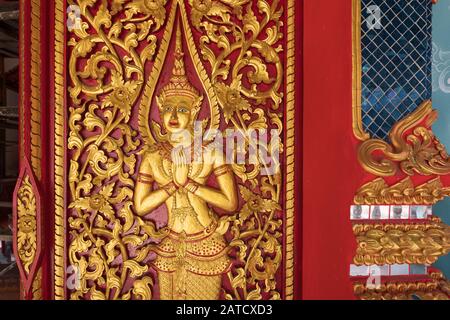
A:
65 0 287 300
354 272 450 300
16 175 37 274
54 0 66 300
358 100 450 176
32 268 43 300
353 216 450 266
354 177 450 205
284 0 296 300
30 0 42 179
187 0 285 300
67 0 166 300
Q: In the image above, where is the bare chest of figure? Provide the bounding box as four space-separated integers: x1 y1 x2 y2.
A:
149 151 216 234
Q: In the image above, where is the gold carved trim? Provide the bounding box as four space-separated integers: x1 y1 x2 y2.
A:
30 0 41 179
17 175 37 274
32 268 42 300
353 216 450 266
54 0 66 300
352 0 369 141
354 177 450 205
284 0 295 301
354 272 450 300
358 100 450 176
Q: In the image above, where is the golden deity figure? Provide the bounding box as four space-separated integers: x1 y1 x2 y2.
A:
133 23 238 300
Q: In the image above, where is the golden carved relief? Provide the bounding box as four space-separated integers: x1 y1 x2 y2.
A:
354 177 450 205
358 100 450 177
16 175 37 274
354 272 450 300
65 0 287 300
32 268 42 300
284 0 295 300
353 216 450 266
30 0 42 179
54 0 66 299
67 0 162 300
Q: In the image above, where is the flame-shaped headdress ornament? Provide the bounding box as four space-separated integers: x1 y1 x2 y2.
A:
158 20 201 102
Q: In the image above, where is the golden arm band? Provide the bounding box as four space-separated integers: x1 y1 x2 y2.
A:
162 181 178 196
185 179 200 194
138 172 154 185
213 164 232 178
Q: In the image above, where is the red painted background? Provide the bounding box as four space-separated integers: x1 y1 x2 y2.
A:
302 0 359 300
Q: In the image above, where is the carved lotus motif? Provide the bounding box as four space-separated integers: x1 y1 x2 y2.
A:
125 0 168 29
69 183 115 220
215 76 250 123
16 175 37 274
103 71 140 121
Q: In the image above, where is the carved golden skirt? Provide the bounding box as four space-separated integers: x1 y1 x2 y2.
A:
152 228 232 299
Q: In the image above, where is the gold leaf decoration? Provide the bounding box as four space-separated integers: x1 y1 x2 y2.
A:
358 100 450 177
354 177 450 205
354 272 450 300
67 0 168 300
17 175 37 274
353 217 450 266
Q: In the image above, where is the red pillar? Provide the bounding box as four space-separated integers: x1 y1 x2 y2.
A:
302 0 360 299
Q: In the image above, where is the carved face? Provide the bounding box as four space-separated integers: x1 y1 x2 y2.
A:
160 95 197 134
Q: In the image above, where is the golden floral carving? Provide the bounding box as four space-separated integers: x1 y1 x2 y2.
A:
215 76 251 124
225 186 282 300
354 177 450 205
17 175 37 274
65 0 287 300
353 216 450 266
30 0 42 179
358 100 450 176
354 272 450 300
124 0 168 28
67 0 166 300
186 0 284 300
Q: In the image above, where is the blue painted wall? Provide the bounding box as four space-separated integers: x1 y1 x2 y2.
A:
432 0 450 278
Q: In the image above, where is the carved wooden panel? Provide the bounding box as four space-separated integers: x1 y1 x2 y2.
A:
52 0 297 300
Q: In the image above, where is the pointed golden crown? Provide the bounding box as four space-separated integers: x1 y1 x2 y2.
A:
158 21 200 102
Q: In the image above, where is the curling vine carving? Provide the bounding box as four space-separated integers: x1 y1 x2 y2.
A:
67 0 285 300
68 0 165 300
17 175 37 274
358 100 450 177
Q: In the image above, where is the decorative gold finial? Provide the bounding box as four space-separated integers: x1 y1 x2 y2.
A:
158 19 200 101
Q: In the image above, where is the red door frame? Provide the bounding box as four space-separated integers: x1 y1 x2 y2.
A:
302 0 358 300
